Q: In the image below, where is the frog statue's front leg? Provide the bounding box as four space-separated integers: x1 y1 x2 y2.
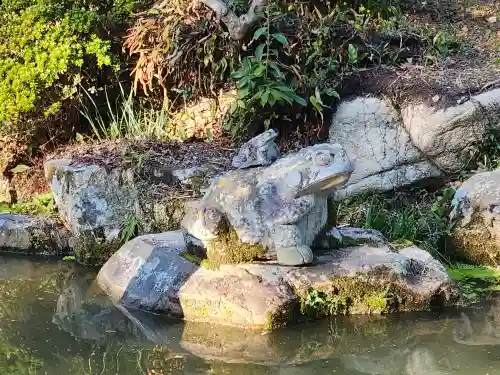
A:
267 194 316 266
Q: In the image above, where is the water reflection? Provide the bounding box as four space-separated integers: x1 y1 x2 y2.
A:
2 255 500 374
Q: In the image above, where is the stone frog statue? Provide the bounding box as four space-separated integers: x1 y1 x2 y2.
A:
182 143 355 266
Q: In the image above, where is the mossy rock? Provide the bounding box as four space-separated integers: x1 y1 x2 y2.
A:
452 213 500 267
298 267 434 318
204 225 267 269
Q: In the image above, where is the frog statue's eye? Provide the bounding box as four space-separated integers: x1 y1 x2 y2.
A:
313 151 333 166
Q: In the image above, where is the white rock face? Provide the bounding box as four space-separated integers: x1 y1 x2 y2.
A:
402 88 500 172
329 89 500 198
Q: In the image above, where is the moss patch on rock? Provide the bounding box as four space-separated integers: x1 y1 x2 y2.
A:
205 224 267 269
298 267 442 318
73 230 123 267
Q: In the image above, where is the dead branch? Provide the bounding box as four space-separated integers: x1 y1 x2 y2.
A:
200 0 268 40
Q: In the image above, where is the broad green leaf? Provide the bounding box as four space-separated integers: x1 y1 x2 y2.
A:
10 164 30 174
253 27 267 41
272 33 289 46
292 95 307 106
348 44 358 64
255 44 266 60
325 88 341 100
231 70 246 79
309 96 322 111
260 90 270 107
238 86 251 99
252 64 266 77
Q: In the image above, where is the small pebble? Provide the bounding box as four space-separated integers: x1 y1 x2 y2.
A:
487 16 497 24
432 95 441 103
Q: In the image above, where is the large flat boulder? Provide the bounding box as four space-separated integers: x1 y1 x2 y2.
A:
97 232 459 330
329 89 500 199
450 168 500 266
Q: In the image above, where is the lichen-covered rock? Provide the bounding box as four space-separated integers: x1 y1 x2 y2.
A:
329 97 440 199
329 89 500 199
450 168 500 266
182 143 355 266
44 141 232 264
0 213 72 255
232 129 280 169
97 234 459 330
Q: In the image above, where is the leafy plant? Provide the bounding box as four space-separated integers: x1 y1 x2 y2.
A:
0 193 55 216
0 0 141 127
224 5 306 137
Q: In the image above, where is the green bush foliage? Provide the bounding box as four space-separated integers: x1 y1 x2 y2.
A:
0 0 141 129
124 0 458 140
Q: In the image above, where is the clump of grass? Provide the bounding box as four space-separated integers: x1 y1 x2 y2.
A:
80 83 173 142
334 187 456 260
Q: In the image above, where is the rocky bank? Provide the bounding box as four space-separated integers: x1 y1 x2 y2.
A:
4 88 500 329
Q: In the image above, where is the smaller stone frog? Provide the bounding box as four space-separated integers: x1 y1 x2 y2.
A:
232 129 280 169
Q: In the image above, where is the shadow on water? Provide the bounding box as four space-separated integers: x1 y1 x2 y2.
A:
2 254 500 374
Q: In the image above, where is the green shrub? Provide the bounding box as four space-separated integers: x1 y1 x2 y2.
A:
0 0 142 130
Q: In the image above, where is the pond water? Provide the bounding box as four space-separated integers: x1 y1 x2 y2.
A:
2 255 500 375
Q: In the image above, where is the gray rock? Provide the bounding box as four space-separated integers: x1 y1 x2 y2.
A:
0 213 72 255
401 88 500 172
182 143 355 266
97 231 296 329
329 97 441 199
450 168 500 266
232 129 280 169
329 89 500 198
97 236 459 329
44 150 229 263
316 226 387 249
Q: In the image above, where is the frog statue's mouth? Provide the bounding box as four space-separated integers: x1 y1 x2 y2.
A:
294 148 355 198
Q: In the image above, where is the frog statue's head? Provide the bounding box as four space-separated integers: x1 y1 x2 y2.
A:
266 143 355 198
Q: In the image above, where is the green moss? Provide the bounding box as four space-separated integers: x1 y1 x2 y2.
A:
447 263 500 303
200 259 219 270
179 251 203 266
29 229 52 253
364 291 389 311
299 267 436 317
73 231 122 266
205 223 266 267
264 301 296 331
